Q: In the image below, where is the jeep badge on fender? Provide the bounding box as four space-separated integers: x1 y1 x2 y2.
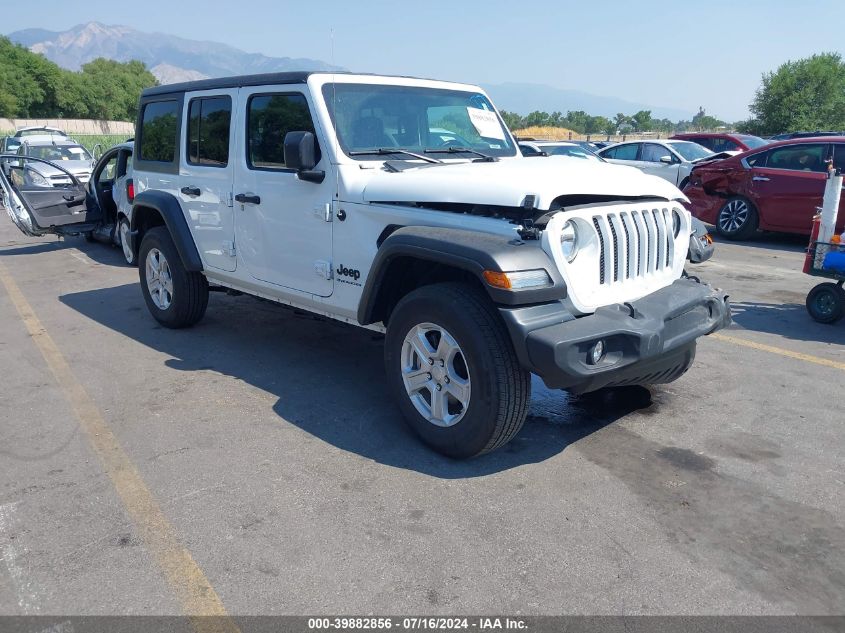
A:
10 70 727 459
336 265 361 281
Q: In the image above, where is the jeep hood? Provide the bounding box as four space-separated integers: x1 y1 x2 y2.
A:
360 157 686 210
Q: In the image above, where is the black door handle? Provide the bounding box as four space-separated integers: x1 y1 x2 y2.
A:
62 194 76 201
234 193 261 205
181 186 201 197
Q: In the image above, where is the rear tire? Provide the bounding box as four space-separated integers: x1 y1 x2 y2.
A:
138 226 208 328
715 196 758 240
806 283 845 324
384 282 531 458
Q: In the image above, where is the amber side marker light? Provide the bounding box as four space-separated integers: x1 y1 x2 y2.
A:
483 269 553 290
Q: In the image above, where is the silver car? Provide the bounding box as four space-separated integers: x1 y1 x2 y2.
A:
15 140 95 186
598 139 715 189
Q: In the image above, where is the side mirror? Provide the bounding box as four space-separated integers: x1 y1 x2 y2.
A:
283 131 324 183
659 155 673 164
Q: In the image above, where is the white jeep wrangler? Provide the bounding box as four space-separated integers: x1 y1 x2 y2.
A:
1 72 730 458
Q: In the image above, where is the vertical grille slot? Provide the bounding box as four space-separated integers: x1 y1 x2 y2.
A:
593 216 605 285
619 212 632 279
608 213 620 282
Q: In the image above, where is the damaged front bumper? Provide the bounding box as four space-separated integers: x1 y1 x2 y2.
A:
500 278 732 393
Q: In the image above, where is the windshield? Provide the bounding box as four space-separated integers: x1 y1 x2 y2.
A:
736 134 769 149
542 144 602 161
20 144 92 161
667 141 713 161
322 83 517 159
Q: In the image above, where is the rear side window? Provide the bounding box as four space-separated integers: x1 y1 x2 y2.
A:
709 137 740 152
187 96 232 167
603 143 639 160
139 100 179 162
832 144 845 173
247 93 319 170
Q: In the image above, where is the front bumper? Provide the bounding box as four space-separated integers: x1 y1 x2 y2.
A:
500 278 731 393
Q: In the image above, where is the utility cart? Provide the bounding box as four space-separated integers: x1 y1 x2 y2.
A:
805 239 845 323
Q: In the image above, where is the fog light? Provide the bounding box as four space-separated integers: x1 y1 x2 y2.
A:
590 340 605 365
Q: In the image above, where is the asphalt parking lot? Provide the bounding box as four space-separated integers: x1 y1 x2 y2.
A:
0 217 843 617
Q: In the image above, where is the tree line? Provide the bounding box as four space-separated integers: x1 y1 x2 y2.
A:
500 108 727 136
0 36 157 122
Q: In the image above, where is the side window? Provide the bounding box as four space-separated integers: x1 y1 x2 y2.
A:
722 139 740 152
604 144 638 160
746 149 769 168
139 100 179 162
641 144 672 163
187 96 232 167
99 155 118 183
116 150 133 179
247 93 319 170
695 138 715 151
766 144 828 173
519 144 541 156
833 144 845 173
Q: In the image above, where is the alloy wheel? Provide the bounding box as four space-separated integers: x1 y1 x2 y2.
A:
718 199 749 233
119 221 133 263
145 247 174 310
400 322 471 427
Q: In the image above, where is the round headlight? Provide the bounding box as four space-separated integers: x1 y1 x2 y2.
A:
560 220 579 262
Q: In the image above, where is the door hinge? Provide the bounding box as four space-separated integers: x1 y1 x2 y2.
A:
314 260 332 280
223 240 236 257
313 202 332 222
227 192 234 207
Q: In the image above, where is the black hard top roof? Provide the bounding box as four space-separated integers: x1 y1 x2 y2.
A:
142 71 318 97
141 70 471 98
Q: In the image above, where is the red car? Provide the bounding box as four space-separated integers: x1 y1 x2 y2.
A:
683 137 845 239
670 132 770 154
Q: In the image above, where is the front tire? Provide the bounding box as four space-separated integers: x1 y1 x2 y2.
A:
716 196 758 240
806 283 845 324
138 226 208 328
118 216 135 265
384 282 531 458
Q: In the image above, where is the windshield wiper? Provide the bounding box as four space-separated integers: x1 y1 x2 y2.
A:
424 147 498 162
348 148 441 163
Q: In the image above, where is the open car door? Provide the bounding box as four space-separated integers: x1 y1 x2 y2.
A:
0 155 102 237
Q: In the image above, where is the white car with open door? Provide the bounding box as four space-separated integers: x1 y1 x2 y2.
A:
0 141 135 263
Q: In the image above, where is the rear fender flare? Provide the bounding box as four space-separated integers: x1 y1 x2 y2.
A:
131 190 203 271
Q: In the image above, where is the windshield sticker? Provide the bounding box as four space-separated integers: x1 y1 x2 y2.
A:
467 108 505 140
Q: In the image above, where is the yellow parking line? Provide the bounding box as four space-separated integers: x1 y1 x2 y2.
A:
711 332 845 371
0 261 239 633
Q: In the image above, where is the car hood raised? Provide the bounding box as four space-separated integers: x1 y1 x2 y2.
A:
360 157 686 209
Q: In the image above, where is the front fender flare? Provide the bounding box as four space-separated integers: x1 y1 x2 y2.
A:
357 225 566 325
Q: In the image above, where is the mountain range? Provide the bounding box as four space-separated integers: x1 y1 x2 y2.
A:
7 22 693 120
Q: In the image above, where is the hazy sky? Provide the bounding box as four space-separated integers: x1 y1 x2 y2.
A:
5 0 845 121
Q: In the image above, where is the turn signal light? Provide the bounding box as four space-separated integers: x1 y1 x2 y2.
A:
483 269 552 290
